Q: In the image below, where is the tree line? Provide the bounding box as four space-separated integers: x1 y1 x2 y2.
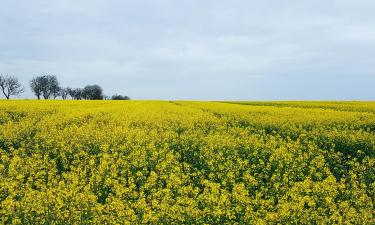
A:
0 74 130 100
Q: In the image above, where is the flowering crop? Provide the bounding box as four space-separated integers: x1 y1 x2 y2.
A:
0 100 374 224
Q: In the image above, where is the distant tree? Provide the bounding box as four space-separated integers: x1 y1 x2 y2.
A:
68 88 83 100
111 94 130 100
67 88 74 99
39 76 50 99
75 88 83 100
30 74 60 99
60 87 70 100
30 77 43 99
51 83 61 99
82 85 104 100
0 74 24 99
42 75 59 99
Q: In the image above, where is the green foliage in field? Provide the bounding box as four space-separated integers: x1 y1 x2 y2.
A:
0 100 374 224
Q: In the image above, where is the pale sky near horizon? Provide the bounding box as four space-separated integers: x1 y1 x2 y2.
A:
1 0 375 100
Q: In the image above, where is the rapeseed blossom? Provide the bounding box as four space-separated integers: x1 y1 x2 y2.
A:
0 100 374 224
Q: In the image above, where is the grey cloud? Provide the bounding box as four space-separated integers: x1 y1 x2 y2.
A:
1 0 375 100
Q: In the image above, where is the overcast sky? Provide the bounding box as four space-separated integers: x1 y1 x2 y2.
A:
1 0 375 100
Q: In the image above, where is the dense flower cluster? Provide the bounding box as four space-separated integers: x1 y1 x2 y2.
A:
0 100 374 224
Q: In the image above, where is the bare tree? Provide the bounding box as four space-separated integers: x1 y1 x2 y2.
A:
30 74 60 99
60 87 70 100
0 74 24 99
52 85 61 99
30 76 43 99
68 88 83 100
42 75 59 99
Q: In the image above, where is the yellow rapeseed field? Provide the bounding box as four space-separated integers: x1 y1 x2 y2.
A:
0 100 374 224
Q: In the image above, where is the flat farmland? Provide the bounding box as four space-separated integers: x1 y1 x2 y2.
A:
0 101 374 224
